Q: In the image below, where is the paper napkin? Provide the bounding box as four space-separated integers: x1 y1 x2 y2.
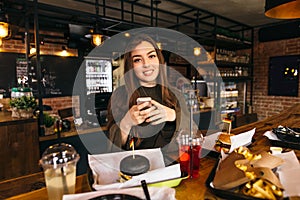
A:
88 148 181 190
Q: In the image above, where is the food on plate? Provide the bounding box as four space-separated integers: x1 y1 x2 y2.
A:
242 178 283 200
272 125 300 143
214 133 234 153
119 155 150 182
212 147 284 200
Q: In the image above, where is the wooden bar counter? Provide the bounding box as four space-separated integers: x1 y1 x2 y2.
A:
2 103 300 200
0 111 40 181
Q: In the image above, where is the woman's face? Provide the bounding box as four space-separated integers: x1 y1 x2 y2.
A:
131 41 160 87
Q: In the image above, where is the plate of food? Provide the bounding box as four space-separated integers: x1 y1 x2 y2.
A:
272 126 300 144
206 147 285 200
87 151 187 191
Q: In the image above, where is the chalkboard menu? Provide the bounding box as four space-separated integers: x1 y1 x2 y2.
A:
0 52 82 97
16 58 29 80
0 53 22 96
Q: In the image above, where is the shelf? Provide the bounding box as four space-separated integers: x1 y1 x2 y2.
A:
221 76 252 82
215 36 252 50
205 76 252 82
215 61 252 67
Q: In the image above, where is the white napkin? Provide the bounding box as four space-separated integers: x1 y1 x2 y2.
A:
264 130 279 140
88 148 181 190
274 151 300 197
62 186 176 200
229 128 255 153
202 128 256 153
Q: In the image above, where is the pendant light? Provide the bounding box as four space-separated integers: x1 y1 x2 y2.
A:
154 0 162 50
0 2 10 45
193 47 201 56
265 0 300 19
90 0 103 46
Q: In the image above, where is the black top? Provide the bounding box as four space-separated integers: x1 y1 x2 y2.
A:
134 85 176 149
107 84 193 165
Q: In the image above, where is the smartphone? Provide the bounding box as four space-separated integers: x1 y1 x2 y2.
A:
136 97 152 110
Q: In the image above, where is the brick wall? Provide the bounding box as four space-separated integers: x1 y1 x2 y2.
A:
253 29 300 120
0 38 80 117
2 32 300 121
0 38 78 56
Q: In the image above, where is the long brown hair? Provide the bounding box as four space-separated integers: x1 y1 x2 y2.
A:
123 34 176 108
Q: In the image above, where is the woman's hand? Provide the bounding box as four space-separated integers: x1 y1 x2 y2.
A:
123 101 152 126
140 99 176 125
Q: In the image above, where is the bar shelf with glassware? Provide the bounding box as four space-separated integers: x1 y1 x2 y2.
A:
85 59 113 95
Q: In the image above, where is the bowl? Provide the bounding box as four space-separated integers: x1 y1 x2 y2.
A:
88 194 142 200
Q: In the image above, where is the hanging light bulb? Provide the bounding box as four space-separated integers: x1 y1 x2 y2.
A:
156 42 162 50
0 21 9 38
194 47 201 56
87 0 105 47
91 31 103 46
265 0 300 19
30 45 36 54
0 4 10 40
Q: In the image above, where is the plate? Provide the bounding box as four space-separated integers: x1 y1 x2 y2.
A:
88 194 142 200
147 171 188 188
268 138 300 150
272 127 300 144
205 159 269 200
87 166 188 191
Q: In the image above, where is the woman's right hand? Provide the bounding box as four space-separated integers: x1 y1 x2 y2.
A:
119 101 152 144
126 101 152 126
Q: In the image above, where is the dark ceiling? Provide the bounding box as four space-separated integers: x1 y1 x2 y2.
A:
1 0 299 50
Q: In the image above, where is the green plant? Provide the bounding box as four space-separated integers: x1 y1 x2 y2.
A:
9 96 37 110
43 112 55 128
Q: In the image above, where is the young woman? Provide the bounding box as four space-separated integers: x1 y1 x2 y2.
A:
106 34 193 163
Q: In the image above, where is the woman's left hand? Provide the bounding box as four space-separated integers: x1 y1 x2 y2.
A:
140 99 176 125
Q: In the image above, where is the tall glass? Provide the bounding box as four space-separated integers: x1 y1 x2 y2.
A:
40 143 80 200
177 130 203 178
190 137 203 178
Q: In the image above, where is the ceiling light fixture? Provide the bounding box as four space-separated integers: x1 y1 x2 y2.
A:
154 0 162 50
265 0 300 19
194 47 201 56
60 46 68 57
91 0 103 46
0 2 10 44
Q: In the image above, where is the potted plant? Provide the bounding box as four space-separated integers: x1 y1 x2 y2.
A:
43 112 56 135
9 96 37 118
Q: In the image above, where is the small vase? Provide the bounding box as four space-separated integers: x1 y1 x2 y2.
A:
19 108 33 118
11 107 20 118
44 125 55 135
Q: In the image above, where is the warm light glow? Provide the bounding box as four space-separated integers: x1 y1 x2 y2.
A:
194 47 201 56
0 22 9 38
124 32 130 37
265 0 300 19
30 47 36 54
0 38 2 46
156 42 162 50
60 49 68 57
92 34 103 46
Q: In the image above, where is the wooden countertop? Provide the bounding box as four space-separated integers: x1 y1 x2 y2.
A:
39 123 108 141
0 110 37 126
2 103 300 200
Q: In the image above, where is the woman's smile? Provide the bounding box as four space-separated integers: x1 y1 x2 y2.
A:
131 41 160 87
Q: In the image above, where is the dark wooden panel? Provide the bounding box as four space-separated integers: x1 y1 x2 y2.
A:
0 118 40 181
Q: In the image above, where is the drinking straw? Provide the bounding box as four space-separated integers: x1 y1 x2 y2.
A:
189 96 194 179
141 180 151 200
